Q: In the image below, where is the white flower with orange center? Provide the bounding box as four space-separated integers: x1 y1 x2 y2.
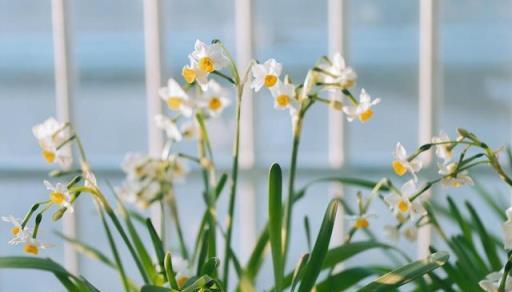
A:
251 58 282 92
155 114 183 142
391 142 423 181
2 215 30 245
200 80 231 118
384 179 426 221
22 237 52 256
32 117 72 169
159 79 194 117
318 52 357 89
44 181 74 212
342 89 380 123
438 162 474 188
432 131 453 162
172 256 192 288
270 81 298 112
181 58 209 90
189 40 229 74
346 214 375 230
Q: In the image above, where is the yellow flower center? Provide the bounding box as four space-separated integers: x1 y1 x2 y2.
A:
208 97 222 111
358 108 374 122
167 97 183 110
392 160 407 176
24 243 39 255
354 218 369 229
177 276 189 288
11 226 21 236
198 57 214 73
182 67 196 84
340 79 355 89
42 150 56 163
50 192 65 204
276 95 290 107
264 74 278 87
398 199 410 213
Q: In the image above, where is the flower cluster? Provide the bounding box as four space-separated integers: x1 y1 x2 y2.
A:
32 117 72 169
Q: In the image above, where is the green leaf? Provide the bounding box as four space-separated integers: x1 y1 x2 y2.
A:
290 253 309 292
316 267 387 292
268 163 284 292
357 252 449 291
141 285 174 292
55 231 116 269
164 252 179 290
201 257 220 277
446 196 473 247
0 256 83 291
146 218 166 276
197 227 210 276
297 199 338 292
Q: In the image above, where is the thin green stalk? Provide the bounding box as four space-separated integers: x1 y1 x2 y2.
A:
167 193 189 259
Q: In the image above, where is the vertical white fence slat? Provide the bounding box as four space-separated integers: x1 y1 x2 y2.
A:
235 0 256 264
327 0 347 250
417 0 439 259
51 0 78 274
143 0 164 234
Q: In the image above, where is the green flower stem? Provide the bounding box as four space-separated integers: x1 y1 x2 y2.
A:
498 252 512 291
167 191 189 260
21 202 46 228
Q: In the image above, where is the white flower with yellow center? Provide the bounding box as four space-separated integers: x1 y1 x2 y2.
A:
169 155 189 183
159 79 194 117
346 214 375 230
318 53 357 89
383 224 418 242
391 142 423 181
2 216 31 245
32 117 72 169
432 131 453 162
384 179 426 221
155 114 183 142
270 81 298 112
479 270 512 292
438 162 474 188
502 207 512 250
22 237 52 256
189 40 229 74
251 58 282 92
44 180 74 212
172 255 192 288
182 58 209 90
180 120 198 140
342 89 380 123
122 153 153 179
200 80 231 118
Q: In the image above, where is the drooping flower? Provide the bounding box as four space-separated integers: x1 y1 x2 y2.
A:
432 131 453 162
270 81 299 113
384 179 426 221
182 58 209 89
159 79 194 117
2 216 30 245
117 179 160 210
180 120 198 140
22 237 52 256
189 40 229 74
122 153 152 179
44 181 74 212
391 142 423 180
342 89 380 123
172 255 192 288
81 161 98 189
317 53 357 89
251 58 282 92
155 114 183 142
200 80 231 118
438 162 474 187
383 224 418 242
346 213 375 230
32 117 72 169
479 270 512 292
502 207 512 250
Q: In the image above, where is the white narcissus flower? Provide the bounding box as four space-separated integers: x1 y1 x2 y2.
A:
402 226 418 241
122 153 152 179
392 142 423 181
479 271 512 292
432 131 453 162
345 213 376 229
22 237 53 255
189 39 229 74
438 162 474 188
80 161 98 189
200 80 231 118
251 58 282 92
270 81 299 112
44 180 74 212
32 117 72 169
503 207 512 250
384 179 426 221
180 120 198 140
159 79 194 117
172 255 192 288
342 89 380 123
2 216 31 245
182 58 209 90
168 155 189 183
318 52 357 89
155 114 183 142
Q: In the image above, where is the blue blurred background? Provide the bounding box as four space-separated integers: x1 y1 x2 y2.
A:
1 0 512 290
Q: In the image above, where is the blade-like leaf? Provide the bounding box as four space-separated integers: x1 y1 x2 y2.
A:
146 218 166 276
290 253 309 292
297 199 338 292
466 201 501 270
141 285 174 292
55 231 116 269
357 252 449 291
268 163 284 292
316 267 387 292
